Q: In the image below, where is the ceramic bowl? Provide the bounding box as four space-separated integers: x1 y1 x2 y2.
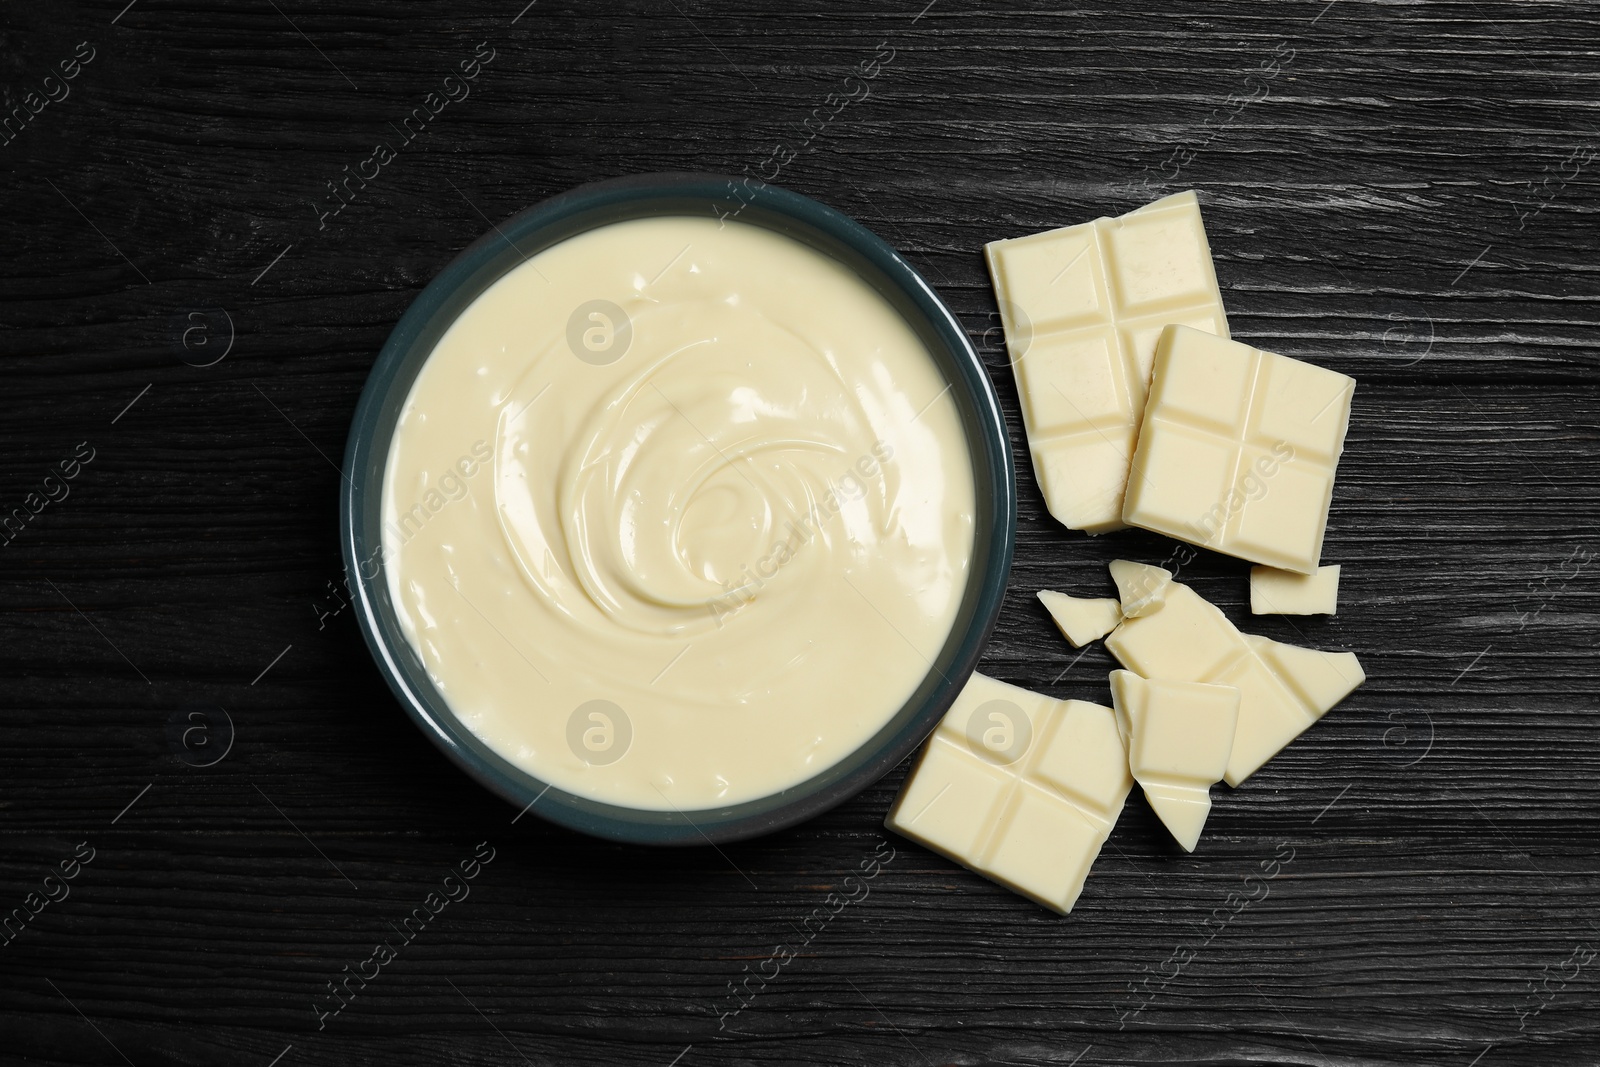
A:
341 173 1015 844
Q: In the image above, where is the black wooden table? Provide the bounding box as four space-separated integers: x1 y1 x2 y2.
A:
3 2 1597 1065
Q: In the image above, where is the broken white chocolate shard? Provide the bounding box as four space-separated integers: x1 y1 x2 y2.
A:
1109 670 1240 852
885 672 1133 914
1248 634 1365 723
984 193 1230 534
1038 590 1122 646
1123 325 1356 574
1105 579 1364 785
1251 564 1341 615
1109 558 1172 617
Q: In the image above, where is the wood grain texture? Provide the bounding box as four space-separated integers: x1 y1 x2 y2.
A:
2 0 1597 1065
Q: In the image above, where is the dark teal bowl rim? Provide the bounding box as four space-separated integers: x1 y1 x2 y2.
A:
340 173 1015 845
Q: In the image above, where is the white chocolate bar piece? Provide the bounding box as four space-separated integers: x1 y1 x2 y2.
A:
1109 558 1172 618
1123 325 1355 574
1105 579 1364 785
1251 564 1341 615
1109 670 1240 852
1038 590 1122 647
984 193 1230 534
886 672 1133 914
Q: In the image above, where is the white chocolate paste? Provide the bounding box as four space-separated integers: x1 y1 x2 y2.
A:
382 215 976 810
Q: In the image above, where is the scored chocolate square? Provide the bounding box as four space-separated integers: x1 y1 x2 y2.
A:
885 673 1132 914
1123 325 1356 574
984 192 1230 533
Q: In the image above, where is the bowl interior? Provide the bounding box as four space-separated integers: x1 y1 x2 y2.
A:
341 174 1015 844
